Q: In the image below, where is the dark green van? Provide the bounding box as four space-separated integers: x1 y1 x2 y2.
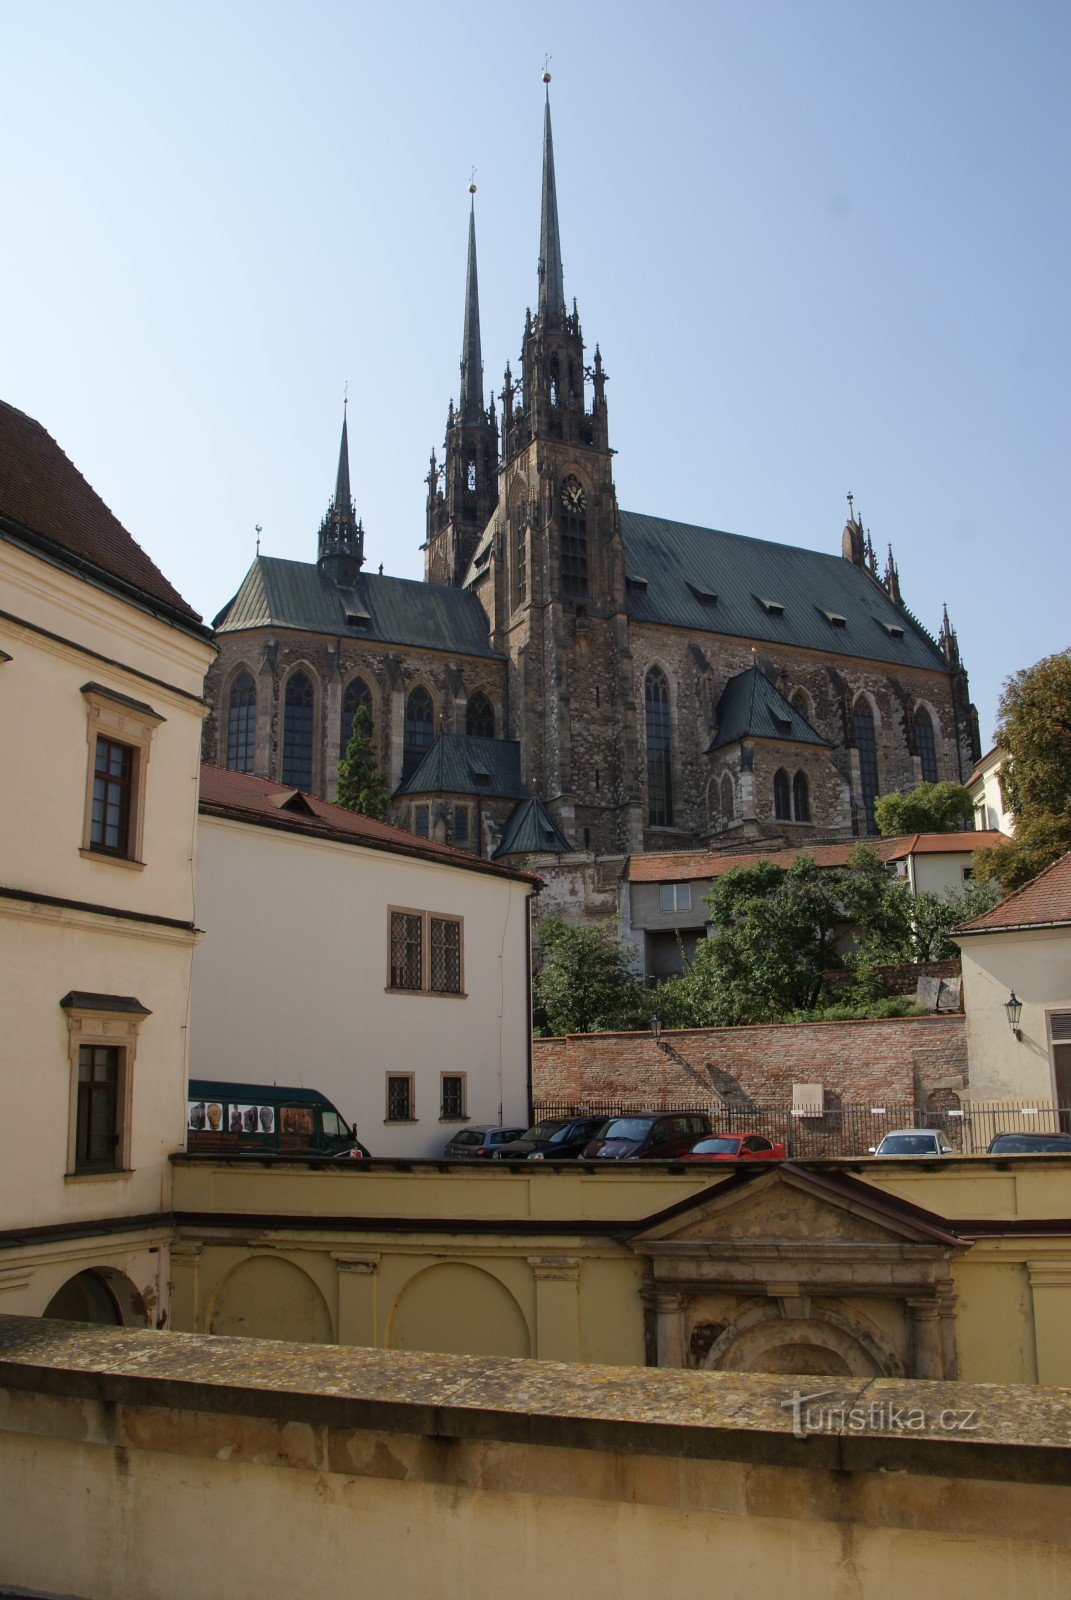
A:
187 1080 369 1159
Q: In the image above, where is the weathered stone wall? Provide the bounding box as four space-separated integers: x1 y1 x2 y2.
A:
533 1015 968 1111
2 1316 1069 1600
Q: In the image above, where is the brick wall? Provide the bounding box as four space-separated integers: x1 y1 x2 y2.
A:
533 1014 967 1111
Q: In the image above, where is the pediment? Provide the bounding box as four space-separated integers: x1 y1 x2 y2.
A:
631 1165 962 1250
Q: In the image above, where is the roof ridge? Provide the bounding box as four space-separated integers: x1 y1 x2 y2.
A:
957 847 1071 931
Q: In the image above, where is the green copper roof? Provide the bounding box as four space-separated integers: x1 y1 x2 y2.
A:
214 556 498 659
494 794 574 858
619 511 947 672
707 666 832 753
394 733 527 799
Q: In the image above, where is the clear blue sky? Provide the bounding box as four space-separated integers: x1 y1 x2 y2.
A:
4 1 1068 744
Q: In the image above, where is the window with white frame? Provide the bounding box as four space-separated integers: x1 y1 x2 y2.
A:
659 882 692 912
388 909 464 996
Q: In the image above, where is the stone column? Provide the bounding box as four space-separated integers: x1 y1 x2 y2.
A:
168 1242 204 1334
650 1289 686 1369
333 1253 381 1349
1028 1261 1071 1386
527 1256 581 1363
907 1297 943 1379
936 1284 959 1380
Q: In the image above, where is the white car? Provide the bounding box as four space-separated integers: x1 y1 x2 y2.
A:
870 1129 953 1157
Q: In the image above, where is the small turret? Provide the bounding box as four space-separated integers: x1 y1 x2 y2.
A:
841 492 865 565
938 602 961 668
317 402 364 585
884 544 902 605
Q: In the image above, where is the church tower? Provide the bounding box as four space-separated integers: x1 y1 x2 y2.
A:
317 403 364 586
496 77 639 854
424 188 499 586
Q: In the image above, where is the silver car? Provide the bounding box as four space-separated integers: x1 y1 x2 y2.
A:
870 1128 953 1157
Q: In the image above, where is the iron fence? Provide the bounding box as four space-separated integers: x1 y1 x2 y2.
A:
532 1099 1071 1158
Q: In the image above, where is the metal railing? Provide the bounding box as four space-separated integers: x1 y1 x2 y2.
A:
532 1099 1071 1158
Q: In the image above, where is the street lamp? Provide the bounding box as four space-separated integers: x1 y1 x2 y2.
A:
650 1014 667 1052
1004 992 1023 1042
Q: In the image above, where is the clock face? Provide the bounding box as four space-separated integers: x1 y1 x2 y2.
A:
561 477 586 514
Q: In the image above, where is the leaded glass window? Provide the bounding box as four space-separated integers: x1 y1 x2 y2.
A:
403 686 434 779
853 699 880 833
226 672 256 772
390 912 423 990
282 672 314 789
466 691 494 739
793 770 811 822
340 677 373 758
645 667 673 827
430 917 462 994
773 769 791 821
915 707 938 783
90 737 134 856
560 475 588 600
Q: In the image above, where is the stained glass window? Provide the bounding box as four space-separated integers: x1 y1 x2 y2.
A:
403 687 434 779
645 667 674 827
773 769 791 821
853 699 880 833
282 672 314 789
226 672 256 772
915 707 938 783
466 691 495 739
340 677 373 757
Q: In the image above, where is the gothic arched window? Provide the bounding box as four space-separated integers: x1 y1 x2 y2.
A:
915 706 938 783
645 667 673 827
282 672 314 790
793 770 811 823
790 687 813 725
853 698 880 834
721 773 734 822
511 495 528 611
340 676 373 758
560 475 588 601
466 457 477 493
465 691 495 739
773 768 791 821
403 686 434 779
225 671 256 773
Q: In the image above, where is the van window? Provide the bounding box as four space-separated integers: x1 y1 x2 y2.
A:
320 1109 347 1138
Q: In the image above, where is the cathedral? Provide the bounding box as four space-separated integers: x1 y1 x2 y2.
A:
202 84 980 866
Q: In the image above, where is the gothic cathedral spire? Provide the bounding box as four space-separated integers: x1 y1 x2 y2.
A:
424 185 499 587
317 401 364 586
538 84 566 320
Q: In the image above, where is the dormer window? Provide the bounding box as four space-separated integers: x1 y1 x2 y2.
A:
822 611 848 628
881 621 905 638
688 583 718 606
757 597 785 616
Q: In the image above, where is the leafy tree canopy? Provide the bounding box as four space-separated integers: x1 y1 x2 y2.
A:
974 649 1071 892
534 918 645 1036
873 781 974 836
335 705 390 821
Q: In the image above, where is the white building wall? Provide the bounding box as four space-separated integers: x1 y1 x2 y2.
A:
957 927 1071 1105
189 818 533 1157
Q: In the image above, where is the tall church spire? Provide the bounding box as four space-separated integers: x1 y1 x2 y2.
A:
460 187 484 420
317 400 364 585
538 74 566 319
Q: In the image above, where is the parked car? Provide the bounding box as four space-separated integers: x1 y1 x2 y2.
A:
986 1131 1071 1155
492 1117 609 1160
870 1128 953 1157
442 1126 528 1160
682 1132 786 1161
581 1112 712 1160
187 1079 369 1158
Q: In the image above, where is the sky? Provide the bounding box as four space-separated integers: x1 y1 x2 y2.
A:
3 0 1069 744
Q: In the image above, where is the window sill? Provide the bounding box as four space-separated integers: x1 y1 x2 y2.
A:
79 848 146 871
383 1118 419 1125
439 1115 470 1123
384 987 468 1000
65 1168 133 1182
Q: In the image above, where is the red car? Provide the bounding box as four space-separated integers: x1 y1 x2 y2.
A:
681 1132 786 1161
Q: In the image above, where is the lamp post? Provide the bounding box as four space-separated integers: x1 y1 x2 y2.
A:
650 1014 667 1053
1004 992 1023 1042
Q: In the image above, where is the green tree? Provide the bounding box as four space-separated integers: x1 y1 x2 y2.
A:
909 879 1001 961
974 649 1071 892
873 781 974 836
534 919 644 1035
334 705 390 821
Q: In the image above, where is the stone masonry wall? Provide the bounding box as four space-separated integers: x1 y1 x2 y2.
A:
533 1015 968 1111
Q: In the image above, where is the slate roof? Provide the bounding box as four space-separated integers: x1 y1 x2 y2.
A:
0 399 205 629
619 511 948 672
198 764 538 885
706 665 831 753
214 556 498 659
955 850 1071 934
494 795 574 858
394 733 527 799
627 832 1006 884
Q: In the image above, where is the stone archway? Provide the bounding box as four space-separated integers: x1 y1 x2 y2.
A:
43 1267 147 1327
702 1303 898 1379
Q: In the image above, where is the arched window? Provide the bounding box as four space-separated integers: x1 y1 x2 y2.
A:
915 706 938 783
790 686 813 725
403 686 434 779
282 672 314 790
773 768 791 821
466 457 477 493
645 667 673 827
853 698 880 833
720 773 734 822
793 770 811 823
560 475 588 601
225 671 256 773
340 677 373 758
549 355 560 407
465 691 495 739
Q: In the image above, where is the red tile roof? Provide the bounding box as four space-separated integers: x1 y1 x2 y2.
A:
627 833 1004 883
955 851 1071 934
198 765 539 886
0 399 204 627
